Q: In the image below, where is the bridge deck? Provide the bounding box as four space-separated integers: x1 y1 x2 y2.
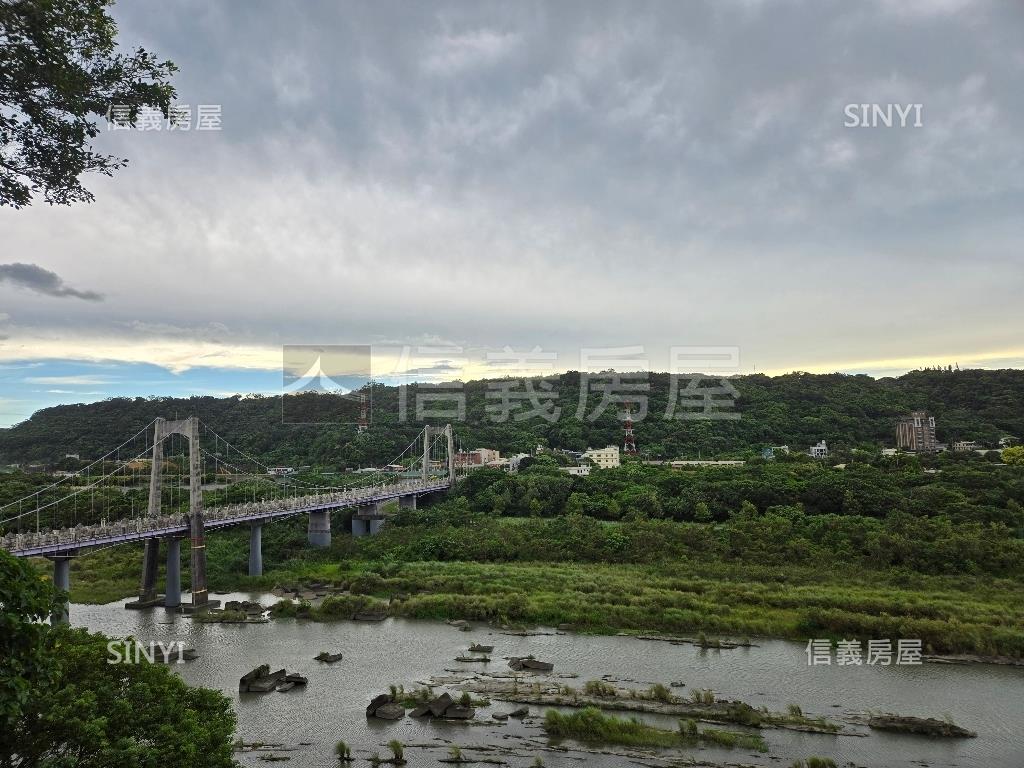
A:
1 479 449 558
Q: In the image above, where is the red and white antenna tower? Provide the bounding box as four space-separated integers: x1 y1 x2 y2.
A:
623 401 637 454
357 391 369 433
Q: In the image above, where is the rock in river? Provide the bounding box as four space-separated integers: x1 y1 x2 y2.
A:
868 714 976 738
428 692 454 717
374 703 406 720
315 651 343 663
239 665 287 694
366 693 393 717
508 656 554 672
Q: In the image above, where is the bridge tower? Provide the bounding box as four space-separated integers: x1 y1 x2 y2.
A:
130 417 214 612
422 424 431 482
445 423 455 482
420 424 455 482
132 420 165 607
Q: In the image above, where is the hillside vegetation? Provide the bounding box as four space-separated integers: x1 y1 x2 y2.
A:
1 368 1022 465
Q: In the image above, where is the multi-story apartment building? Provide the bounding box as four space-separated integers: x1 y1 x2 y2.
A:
454 448 501 467
896 411 939 452
583 445 621 469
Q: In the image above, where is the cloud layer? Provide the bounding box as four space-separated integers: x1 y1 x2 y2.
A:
0 0 1021 424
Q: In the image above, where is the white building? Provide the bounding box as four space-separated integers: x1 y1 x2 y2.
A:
507 453 531 472
808 440 829 459
951 440 982 452
267 466 295 476
583 445 621 469
562 465 591 476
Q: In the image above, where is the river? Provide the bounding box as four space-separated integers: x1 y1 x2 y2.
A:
71 591 1024 768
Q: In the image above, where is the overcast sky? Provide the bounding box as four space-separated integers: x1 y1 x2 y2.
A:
1 0 1022 425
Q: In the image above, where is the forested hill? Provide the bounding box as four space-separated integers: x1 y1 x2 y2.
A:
1 368 1021 466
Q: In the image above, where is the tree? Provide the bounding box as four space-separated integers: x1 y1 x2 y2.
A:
564 491 587 517
1002 446 1024 466
0 550 62 736
693 501 713 523
0 0 177 207
0 551 236 767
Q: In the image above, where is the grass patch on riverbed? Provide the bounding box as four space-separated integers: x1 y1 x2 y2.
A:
54 526 1024 658
266 559 1024 657
544 708 680 748
543 708 766 751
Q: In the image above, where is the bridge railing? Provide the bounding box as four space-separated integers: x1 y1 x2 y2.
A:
1 478 449 555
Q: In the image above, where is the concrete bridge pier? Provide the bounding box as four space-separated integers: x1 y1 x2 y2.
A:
49 553 73 625
140 537 160 603
399 495 417 511
308 510 331 548
165 537 181 608
249 522 263 576
126 538 164 609
353 501 385 537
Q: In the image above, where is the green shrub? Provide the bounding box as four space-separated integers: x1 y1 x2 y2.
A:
647 683 673 702
583 680 617 697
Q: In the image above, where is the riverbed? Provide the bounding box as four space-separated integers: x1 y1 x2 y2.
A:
71 591 1024 767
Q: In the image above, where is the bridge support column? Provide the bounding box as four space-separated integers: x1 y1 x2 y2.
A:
50 554 72 625
399 495 416 511
353 502 383 537
308 510 331 548
249 522 263 576
126 538 163 609
165 538 181 608
140 537 160 603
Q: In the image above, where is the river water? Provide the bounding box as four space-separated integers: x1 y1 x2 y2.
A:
72 591 1023 768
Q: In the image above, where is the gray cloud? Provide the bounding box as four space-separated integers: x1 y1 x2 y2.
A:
0 263 103 301
0 0 1021 376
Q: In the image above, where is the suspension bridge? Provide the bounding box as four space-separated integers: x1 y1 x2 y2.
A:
0 417 460 623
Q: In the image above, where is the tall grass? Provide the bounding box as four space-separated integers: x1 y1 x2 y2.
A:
543 708 766 751
544 708 680 748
